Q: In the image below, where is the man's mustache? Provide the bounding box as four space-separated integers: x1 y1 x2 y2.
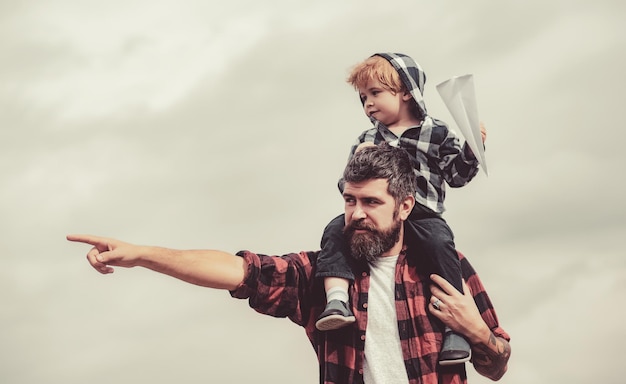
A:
345 220 376 232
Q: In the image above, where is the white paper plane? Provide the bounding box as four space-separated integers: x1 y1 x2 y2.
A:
436 74 488 176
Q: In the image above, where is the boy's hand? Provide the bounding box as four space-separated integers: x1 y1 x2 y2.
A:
355 141 376 153
480 122 487 143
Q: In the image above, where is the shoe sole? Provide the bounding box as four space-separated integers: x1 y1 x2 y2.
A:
315 314 356 331
438 351 472 366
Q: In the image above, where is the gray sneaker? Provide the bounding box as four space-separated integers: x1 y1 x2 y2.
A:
315 300 356 331
438 329 471 365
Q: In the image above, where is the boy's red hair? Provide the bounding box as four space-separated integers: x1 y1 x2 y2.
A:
346 55 405 94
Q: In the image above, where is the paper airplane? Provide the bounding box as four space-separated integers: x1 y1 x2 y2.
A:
436 74 488 176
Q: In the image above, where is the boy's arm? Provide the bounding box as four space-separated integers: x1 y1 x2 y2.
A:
438 124 483 187
67 234 245 290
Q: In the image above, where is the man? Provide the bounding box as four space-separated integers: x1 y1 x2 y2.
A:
68 144 510 384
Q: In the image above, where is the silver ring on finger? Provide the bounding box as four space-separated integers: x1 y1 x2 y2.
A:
433 298 442 310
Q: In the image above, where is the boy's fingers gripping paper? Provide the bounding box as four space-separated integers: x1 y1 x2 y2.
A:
436 74 488 176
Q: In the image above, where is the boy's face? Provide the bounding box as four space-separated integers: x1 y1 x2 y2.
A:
358 79 411 127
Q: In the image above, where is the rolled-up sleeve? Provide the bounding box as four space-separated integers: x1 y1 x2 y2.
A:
229 250 319 326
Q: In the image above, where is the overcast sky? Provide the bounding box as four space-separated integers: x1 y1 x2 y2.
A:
1 1 625 383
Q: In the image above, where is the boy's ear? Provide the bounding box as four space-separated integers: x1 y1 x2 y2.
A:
402 92 413 101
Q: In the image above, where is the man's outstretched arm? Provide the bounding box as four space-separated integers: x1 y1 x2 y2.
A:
66 234 245 290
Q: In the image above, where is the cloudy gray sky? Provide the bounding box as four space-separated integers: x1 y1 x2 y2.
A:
1 1 625 383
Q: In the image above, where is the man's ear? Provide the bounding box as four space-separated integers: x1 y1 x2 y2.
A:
399 195 415 221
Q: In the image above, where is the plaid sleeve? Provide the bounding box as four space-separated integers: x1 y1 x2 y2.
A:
436 122 481 188
229 250 317 327
459 254 510 341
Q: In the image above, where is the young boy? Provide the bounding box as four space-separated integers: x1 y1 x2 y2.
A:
315 52 487 366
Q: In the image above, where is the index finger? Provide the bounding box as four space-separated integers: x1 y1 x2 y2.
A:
461 278 473 297
66 234 109 247
430 274 462 296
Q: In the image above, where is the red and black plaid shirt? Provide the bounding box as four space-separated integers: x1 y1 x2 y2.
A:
231 248 509 384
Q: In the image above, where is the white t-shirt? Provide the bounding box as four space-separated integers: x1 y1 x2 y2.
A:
363 255 410 384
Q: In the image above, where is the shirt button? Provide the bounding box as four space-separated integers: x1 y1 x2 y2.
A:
363 303 368 309
358 369 363 375
360 335 366 341
361 272 368 277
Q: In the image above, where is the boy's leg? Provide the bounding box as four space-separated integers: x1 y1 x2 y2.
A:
404 216 463 292
315 214 356 331
325 277 350 303
404 215 471 365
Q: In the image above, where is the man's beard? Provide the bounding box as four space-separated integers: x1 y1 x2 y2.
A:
344 217 402 264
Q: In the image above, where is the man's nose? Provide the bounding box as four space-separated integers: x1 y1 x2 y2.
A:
351 204 367 220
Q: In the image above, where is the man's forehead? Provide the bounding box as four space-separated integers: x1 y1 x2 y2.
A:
343 178 390 197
